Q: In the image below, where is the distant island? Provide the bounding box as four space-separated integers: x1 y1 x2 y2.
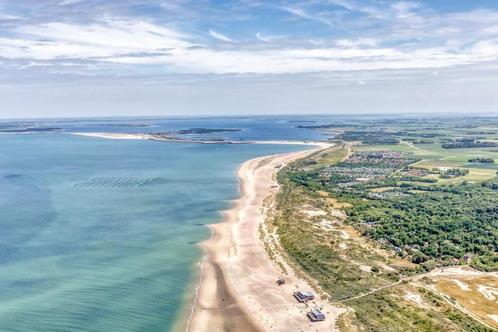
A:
90 123 151 128
296 123 354 129
174 128 241 135
0 127 63 133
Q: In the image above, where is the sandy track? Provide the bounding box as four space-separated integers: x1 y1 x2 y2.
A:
188 145 344 332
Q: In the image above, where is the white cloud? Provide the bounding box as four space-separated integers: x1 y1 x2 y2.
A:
282 6 334 26
0 13 21 20
256 32 271 42
256 32 285 43
2 0 498 117
102 43 498 74
208 29 233 42
391 1 422 16
0 19 194 62
327 0 385 19
1 17 498 75
17 19 191 50
283 7 312 20
58 0 84 6
335 38 378 47
327 0 356 11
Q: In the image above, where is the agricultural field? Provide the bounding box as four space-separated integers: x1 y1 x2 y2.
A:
303 116 498 181
319 117 498 186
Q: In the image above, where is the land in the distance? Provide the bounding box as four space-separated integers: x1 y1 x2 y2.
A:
270 116 498 331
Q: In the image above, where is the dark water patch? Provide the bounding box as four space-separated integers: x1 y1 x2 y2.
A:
74 176 164 188
0 175 56 259
4 173 22 179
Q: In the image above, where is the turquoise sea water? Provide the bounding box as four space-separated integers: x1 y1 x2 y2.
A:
0 125 313 331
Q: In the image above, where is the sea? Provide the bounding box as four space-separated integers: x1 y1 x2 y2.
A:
0 116 328 331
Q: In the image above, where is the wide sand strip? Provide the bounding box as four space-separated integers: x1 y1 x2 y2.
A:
188 145 344 332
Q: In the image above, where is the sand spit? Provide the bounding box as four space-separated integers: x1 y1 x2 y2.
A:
71 132 154 140
70 132 330 147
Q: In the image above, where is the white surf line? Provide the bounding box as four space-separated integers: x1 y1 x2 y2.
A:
185 252 208 332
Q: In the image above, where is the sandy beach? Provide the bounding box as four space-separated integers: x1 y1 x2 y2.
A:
188 145 345 332
70 132 325 146
71 131 345 330
71 132 155 140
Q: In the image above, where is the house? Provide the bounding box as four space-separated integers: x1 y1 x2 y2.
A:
293 291 315 302
307 309 326 322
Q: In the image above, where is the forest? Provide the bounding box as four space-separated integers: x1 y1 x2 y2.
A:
286 152 498 271
346 184 498 271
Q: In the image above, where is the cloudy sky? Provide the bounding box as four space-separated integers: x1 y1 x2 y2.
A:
1 0 498 118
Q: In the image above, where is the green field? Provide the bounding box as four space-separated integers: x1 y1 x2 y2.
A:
354 140 498 183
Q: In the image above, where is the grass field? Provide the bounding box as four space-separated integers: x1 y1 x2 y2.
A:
433 276 498 328
353 140 498 184
308 143 349 166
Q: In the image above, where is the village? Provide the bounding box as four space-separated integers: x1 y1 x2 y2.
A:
318 151 418 189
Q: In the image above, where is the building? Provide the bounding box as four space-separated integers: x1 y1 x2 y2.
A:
307 309 326 322
293 291 315 303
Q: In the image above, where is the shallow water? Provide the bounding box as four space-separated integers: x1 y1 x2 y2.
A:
0 124 314 331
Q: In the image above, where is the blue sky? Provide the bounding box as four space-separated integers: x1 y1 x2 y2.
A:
1 0 498 118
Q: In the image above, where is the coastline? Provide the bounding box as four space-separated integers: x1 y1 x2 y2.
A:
187 144 345 332
69 132 323 146
70 131 343 331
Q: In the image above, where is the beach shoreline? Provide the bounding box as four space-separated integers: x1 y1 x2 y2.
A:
69 132 324 146
71 131 343 331
187 143 345 332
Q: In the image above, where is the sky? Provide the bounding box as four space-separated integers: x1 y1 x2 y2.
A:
1 0 498 118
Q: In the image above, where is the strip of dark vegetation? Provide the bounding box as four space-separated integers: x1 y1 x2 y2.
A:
468 157 495 164
175 128 241 135
296 123 355 128
442 138 498 149
337 131 402 144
